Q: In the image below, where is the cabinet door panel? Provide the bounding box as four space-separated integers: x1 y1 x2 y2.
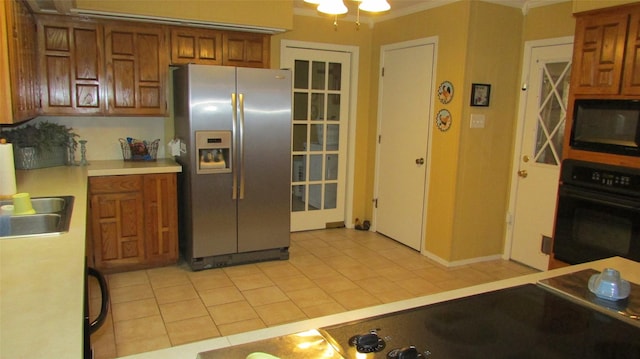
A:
140 86 160 108
75 28 100 80
113 59 135 108
45 56 71 106
143 173 178 265
105 23 168 115
44 26 69 51
77 84 99 108
38 17 103 114
170 27 222 65
110 31 134 55
138 34 160 82
571 12 628 95
91 192 145 270
222 32 269 68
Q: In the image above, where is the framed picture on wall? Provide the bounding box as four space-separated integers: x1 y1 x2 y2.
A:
470 83 491 107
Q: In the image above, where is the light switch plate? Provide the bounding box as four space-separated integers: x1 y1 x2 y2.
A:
470 114 485 128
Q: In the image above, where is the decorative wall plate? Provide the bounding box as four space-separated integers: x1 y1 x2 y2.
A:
437 81 454 104
436 109 452 132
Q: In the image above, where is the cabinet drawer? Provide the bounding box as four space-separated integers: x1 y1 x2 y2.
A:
89 175 143 194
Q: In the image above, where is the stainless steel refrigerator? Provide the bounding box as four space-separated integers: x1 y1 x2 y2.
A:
173 64 291 271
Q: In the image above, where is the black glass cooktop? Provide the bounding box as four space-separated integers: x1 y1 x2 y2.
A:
320 284 640 359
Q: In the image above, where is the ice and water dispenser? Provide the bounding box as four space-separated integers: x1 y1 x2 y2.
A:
196 131 231 174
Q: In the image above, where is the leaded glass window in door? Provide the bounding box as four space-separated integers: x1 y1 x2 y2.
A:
534 61 571 165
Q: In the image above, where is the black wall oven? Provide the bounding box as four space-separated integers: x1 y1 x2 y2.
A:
553 159 640 264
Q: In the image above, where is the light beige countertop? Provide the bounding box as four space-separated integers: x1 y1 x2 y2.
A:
0 159 181 359
86 159 182 177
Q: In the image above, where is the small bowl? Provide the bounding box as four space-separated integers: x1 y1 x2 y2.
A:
588 268 630 301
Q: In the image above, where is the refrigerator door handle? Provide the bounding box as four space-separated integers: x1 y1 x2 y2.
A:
239 93 246 200
231 93 238 200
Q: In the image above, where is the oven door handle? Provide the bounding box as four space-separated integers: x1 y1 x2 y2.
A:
88 266 109 334
560 186 640 211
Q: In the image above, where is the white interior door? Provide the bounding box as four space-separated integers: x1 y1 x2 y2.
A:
282 47 351 231
374 39 436 251
509 40 573 270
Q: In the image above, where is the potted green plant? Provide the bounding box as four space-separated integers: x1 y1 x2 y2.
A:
0 122 79 169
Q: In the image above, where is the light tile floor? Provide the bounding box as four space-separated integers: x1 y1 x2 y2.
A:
89 229 538 358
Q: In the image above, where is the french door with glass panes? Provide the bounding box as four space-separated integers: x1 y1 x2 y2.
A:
284 48 351 231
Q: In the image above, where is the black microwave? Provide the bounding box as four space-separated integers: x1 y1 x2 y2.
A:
570 99 640 156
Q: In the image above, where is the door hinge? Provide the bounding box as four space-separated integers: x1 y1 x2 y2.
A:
378 135 381 144
373 198 378 208
381 67 385 77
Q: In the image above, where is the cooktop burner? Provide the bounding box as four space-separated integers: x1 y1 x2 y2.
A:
320 284 640 358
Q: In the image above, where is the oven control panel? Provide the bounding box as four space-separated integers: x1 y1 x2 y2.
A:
587 171 632 187
561 159 640 192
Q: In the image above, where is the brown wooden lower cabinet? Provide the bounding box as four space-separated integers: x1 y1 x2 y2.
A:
548 256 570 270
88 173 178 273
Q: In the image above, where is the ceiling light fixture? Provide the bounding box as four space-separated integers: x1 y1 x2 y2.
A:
304 0 391 30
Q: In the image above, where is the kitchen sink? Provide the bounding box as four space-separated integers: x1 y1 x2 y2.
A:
0 196 74 238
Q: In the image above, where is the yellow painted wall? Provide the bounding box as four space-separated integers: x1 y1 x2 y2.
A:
75 0 294 30
524 2 575 41
451 2 523 261
271 16 373 222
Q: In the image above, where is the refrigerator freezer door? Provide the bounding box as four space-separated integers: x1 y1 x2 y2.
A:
236 67 291 253
180 65 239 258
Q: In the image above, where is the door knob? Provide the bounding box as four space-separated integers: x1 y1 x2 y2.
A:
517 169 528 178
416 158 425 165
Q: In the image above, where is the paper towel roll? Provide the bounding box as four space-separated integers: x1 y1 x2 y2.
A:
0 143 17 198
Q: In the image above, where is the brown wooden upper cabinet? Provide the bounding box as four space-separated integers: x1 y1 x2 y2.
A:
3 5 272 120
571 4 640 96
170 27 222 65
104 23 168 116
0 0 39 124
170 27 270 68
38 16 104 115
222 31 270 68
